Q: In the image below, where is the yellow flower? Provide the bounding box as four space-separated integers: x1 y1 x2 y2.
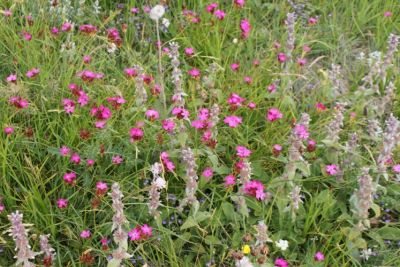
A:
242 244 251 254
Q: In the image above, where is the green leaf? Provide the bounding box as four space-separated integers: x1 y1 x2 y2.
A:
221 202 236 221
107 259 121 267
205 235 222 245
375 227 400 240
180 217 198 230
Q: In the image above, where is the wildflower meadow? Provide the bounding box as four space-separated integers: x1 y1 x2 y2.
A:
1 0 400 266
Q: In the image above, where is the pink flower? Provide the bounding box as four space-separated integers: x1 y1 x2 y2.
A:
277 53 287 63
96 181 108 195
273 144 282 156
234 0 245 8
124 67 137 77
303 45 311 53
224 174 236 186
26 68 40 78
90 105 111 120
308 17 318 25
77 70 104 82
140 224 152 237
297 58 307 66
107 96 126 109
59 146 70 157
294 124 309 139
87 159 95 167
202 167 213 179
244 76 252 84
188 68 201 78
228 93 245 108
171 107 189 119
206 3 218 13
130 7 139 14
274 258 288 267
57 199 68 209
315 102 327 111
77 91 89 106
267 108 283 122
3 9 12 17
191 120 205 129
214 10 225 20
236 146 252 158
112 155 123 165
248 102 256 109
326 164 339 176
253 59 260 66
61 22 72 32
230 63 240 71
70 153 81 164
240 19 251 39
244 180 266 200
83 55 91 63
130 127 144 142
80 230 91 239
392 164 400 173
62 99 75 114
79 24 97 34
6 73 17 83
63 172 77 184
162 119 175 133
314 251 325 261
4 127 14 135
224 116 242 128
267 83 277 93
184 47 194 56
128 227 141 241
384 11 392 17
307 139 317 152
9 96 29 109
161 151 175 172
145 109 160 120
22 31 32 41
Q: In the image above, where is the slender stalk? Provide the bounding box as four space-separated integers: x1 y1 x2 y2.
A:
156 19 166 113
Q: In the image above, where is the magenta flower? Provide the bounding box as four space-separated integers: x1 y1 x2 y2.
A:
59 146 70 157
62 99 75 114
224 174 236 186
326 164 339 176
4 127 15 135
248 102 256 109
140 224 152 237
234 0 245 8
145 109 160 120
188 68 201 78
297 58 307 66
130 127 144 142
79 24 97 34
80 230 91 239
384 11 392 17
274 258 288 267
171 107 189 119
83 55 91 63
162 119 175 133
77 70 104 82
244 180 266 200
86 159 95 167
240 19 251 39
61 22 72 32
392 164 400 173
206 3 218 13
70 153 81 164
124 67 137 77
57 199 68 209
128 227 141 241
90 105 111 120
202 167 213 179
303 45 311 53
230 63 240 71
267 83 277 93
112 155 123 165
267 108 283 122
214 9 225 20
236 146 252 158
77 91 89 106
244 76 252 84
227 93 245 108
184 47 194 56
314 251 325 261
161 151 175 172
294 124 309 139
63 172 77 185
50 27 59 35
9 96 29 109
26 68 40 78
308 17 318 25
224 116 242 128
6 73 17 83
277 53 287 63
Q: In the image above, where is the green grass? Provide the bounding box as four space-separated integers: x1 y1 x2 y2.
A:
0 0 399 266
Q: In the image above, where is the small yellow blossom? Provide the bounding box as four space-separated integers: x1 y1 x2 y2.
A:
242 244 251 254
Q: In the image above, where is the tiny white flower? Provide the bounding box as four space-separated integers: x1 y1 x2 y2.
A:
149 5 165 21
107 43 117 53
235 256 254 267
162 18 170 28
233 38 238 44
275 239 289 251
154 177 166 189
